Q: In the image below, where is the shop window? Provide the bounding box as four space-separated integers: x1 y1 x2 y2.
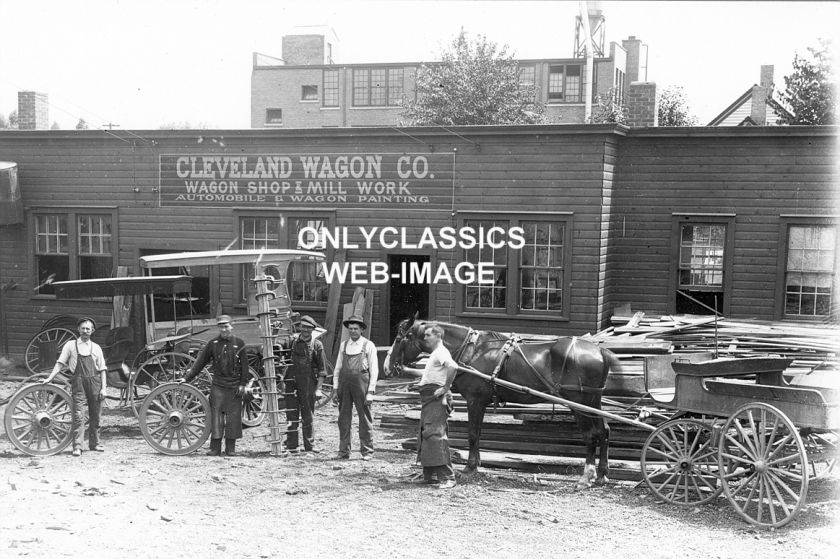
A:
323 69 339 107
265 108 283 126
301 85 318 101
353 67 403 107
236 213 332 308
782 222 837 319
33 210 115 295
459 214 571 318
140 248 211 323
673 216 733 315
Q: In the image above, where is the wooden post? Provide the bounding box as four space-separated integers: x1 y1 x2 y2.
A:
322 249 345 362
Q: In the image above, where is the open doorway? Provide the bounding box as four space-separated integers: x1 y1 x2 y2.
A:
387 254 430 342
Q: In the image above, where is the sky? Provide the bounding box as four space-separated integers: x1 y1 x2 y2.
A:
0 0 837 130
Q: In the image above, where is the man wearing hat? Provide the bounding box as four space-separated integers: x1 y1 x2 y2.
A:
183 315 249 456
42 317 108 456
281 315 327 454
332 315 379 460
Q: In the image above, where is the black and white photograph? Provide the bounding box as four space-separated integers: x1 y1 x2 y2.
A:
0 1 837 557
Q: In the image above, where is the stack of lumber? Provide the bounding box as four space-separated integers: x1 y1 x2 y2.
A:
588 313 839 378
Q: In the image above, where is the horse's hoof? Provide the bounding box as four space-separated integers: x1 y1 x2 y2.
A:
460 468 478 478
574 481 591 491
594 476 610 486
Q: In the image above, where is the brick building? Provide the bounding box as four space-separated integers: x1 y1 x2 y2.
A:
0 124 837 362
251 28 654 128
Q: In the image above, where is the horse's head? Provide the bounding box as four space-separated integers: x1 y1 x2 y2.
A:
386 314 429 375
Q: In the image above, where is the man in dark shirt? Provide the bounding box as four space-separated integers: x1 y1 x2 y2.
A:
282 315 327 454
183 315 250 456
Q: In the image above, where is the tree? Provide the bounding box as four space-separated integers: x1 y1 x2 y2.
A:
779 39 835 125
0 113 7 129
400 30 546 126
51 122 61 130
76 118 89 130
657 86 698 126
7 110 18 129
589 88 627 124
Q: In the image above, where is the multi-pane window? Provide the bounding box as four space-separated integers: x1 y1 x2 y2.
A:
238 215 330 306
34 211 114 295
519 65 536 103
520 222 564 311
464 219 507 311
674 219 730 315
548 64 582 103
323 69 339 107
301 85 318 101
461 215 570 316
265 108 282 125
614 68 625 105
352 67 403 106
290 219 328 304
785 225 836 317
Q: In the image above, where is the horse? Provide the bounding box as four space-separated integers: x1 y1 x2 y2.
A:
386 317 619 489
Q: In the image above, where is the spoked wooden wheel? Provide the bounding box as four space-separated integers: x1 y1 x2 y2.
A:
718 403 808 528
138 383 210 455
800 430 837 481
128 352 207 418
24 327 76 375
3 383 74 456
241 368 266 428
641 419 723 505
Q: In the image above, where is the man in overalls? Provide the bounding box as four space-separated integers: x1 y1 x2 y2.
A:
183 315 249 457
42 317 108 457
282 315 327 454
333 315 379 460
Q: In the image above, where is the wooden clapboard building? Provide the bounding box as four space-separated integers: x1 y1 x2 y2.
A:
0 124 837 361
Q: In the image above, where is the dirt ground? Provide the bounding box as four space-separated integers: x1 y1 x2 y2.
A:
1 368 838 559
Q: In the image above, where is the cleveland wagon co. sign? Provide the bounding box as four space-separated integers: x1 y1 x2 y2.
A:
159 153 455 209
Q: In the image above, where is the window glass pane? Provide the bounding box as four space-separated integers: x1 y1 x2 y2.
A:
323 70 339 107
678 224 725 287
353 69 370 106
388 68 403 105
464 219 507 310
519 221 563 312
785 225 836 317
289 219 328 304
370 68 387 106
548 66 564 101
37 255 69 295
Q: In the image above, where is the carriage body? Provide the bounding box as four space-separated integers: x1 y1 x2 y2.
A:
640 355 839 528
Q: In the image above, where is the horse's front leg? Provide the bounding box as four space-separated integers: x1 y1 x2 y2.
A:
464 399 488 475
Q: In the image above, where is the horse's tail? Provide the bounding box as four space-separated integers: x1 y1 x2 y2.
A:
599 347 620 387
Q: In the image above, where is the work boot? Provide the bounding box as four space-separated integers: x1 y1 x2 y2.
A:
224 438 236 457
207 438 222 456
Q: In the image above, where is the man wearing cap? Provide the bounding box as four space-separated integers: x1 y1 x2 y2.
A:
281 315 327 454
332 315 379 460
183 315 249 457
42 317 108 457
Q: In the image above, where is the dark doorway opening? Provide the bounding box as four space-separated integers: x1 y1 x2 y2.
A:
676 290 724 316
388 254 430 342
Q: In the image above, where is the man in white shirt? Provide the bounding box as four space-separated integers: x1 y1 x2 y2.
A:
415 324 458 488
42 317 108 457
333 315 379 460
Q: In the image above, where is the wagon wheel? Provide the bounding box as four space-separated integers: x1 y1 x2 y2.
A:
138 382 210 455
24 327 77 375
128 352 209 417
3 383 74 456
641 418 723 506
801 430 838 481
241 368 266 428
718 403 808 529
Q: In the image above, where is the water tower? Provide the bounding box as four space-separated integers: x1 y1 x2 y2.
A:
574 1 606 58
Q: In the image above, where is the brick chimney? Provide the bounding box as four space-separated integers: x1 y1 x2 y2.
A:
750 65 773 125
625 81 658 127
17 91 49 130
621 36 645 83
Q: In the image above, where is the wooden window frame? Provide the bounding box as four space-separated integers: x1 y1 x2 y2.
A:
322 69 339 107
455 212 573 321
669 214 735 316
30 207 118 297
352 67 403 107
548 63 583 104
776 216 839 321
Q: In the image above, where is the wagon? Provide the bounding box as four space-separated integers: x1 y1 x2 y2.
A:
3 249 329 456
453 353 837 529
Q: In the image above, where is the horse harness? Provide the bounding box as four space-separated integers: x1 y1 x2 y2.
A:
453 328 605 404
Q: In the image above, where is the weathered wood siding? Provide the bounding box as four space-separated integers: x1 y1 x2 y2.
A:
608 128 839 319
